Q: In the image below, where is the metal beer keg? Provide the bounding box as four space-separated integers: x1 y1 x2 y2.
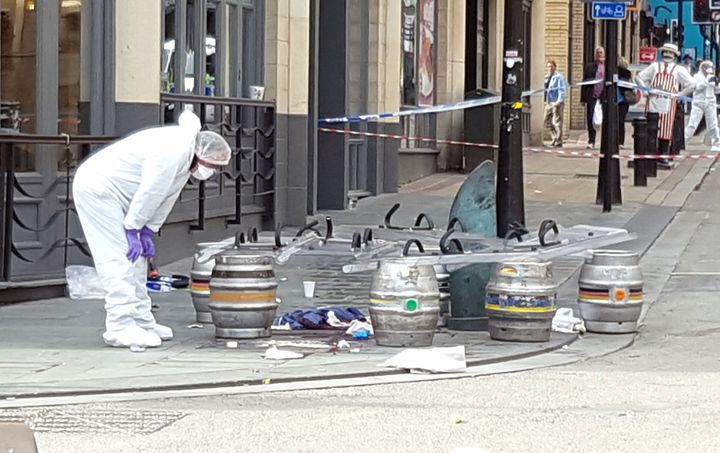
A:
578 250 643 333
434 264 451 328
370 260 440 347
190 242 219 323
208 250 279 339
485 260 558 342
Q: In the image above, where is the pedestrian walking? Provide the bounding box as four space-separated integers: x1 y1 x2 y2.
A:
617 57 635 148
72 110 232 349
636 43 695 169
544 60 567 147
682 55 695 75
684 60 720 151
581 47 606 149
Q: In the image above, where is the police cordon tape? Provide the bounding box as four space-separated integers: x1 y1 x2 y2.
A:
317 79 604 124
317 127 720 161
318 77 720 124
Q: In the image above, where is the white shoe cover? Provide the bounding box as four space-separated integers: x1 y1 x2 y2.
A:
103 325 162 348
149 323 174 340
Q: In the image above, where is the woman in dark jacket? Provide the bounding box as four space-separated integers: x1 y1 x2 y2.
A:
617 57 632 148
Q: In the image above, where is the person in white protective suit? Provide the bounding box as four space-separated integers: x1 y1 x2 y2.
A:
72 110 231 349
684 60 720 151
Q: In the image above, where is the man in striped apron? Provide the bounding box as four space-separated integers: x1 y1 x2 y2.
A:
637 43 695 168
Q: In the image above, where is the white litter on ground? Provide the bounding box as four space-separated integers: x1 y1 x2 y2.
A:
552 308 586 333
380 345 467 373
262 345 304 360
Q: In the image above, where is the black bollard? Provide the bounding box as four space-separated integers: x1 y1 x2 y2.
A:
645 112 659 178
632 118 648 187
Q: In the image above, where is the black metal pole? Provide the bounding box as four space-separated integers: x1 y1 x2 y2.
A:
597 20 622 212
646 112 659 177
632 118 648 187
677 0 684 54
496 0 525 237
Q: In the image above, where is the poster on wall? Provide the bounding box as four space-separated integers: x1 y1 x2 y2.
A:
417 0 435 107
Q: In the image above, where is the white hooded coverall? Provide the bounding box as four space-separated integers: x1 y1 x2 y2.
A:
684 71 720 148
73 111 201 335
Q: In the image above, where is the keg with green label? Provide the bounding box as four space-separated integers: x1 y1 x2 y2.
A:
369 260 440 347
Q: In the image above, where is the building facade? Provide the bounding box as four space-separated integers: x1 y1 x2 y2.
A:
1 0 552 296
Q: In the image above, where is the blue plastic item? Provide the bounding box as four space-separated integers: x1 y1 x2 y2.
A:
352 329 370 340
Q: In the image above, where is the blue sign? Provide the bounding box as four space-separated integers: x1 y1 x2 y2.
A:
591 1 626 19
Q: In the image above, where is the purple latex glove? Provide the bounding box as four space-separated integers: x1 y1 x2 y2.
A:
140 226 155 258
124 229 142 262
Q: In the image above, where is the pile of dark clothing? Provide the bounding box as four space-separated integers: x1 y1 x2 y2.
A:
273 306 367 330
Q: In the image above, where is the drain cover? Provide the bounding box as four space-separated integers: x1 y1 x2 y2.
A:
0 408 186 435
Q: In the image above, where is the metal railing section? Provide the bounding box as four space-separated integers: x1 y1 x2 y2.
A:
0 134 114 281
160 93 276 231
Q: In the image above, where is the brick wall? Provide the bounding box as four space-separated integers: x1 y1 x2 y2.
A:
543 0 570 138
569 0 585 130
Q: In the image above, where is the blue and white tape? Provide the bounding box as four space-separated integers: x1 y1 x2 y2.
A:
318 96 502 124
521 78 604 98
318 77 709 125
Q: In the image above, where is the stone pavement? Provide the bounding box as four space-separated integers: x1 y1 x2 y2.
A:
0 144 714 406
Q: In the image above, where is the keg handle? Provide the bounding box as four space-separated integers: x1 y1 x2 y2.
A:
538 219 560 247
234 231 246 247
362 228 373 244
447 217 467 232
439 229 465 255
413 213 435 230
503 222 528 247
351 232 363 250
324 216 334 239
247 227 259 243
274 224 286 248
295 220 320 237
402 239 425 256
381 203 404 230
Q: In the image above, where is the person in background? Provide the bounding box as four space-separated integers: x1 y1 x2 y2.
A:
581 46 606 149
636 43 695 169
617 57 633 149
544 60 567 148
684 60 720 152
682 55 695 75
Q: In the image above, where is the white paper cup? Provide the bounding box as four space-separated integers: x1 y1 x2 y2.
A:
303 281 316 298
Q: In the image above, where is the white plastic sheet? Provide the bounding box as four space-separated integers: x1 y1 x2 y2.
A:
65 265 105 300
593 100 603 129
380 345 467 373
552 308 586 334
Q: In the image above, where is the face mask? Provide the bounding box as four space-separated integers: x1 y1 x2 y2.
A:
191 165 216 181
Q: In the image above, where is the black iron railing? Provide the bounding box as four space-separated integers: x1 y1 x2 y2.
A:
0 134 115 282
160 93 276 231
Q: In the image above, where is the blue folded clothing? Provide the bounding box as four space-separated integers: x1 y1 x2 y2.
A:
273 306 367 330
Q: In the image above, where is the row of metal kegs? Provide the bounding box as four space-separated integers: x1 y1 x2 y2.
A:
366 249 644 347
191 241 643 345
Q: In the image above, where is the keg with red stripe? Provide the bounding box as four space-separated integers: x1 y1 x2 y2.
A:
190 242 219 323
578 250 643 333
209 250 279 339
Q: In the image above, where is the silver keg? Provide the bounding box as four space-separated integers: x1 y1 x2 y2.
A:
578 250 643 333
190 242 219 323
485 260 557 342
370 260 440 347
434 264 451 328
208 250 279 339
